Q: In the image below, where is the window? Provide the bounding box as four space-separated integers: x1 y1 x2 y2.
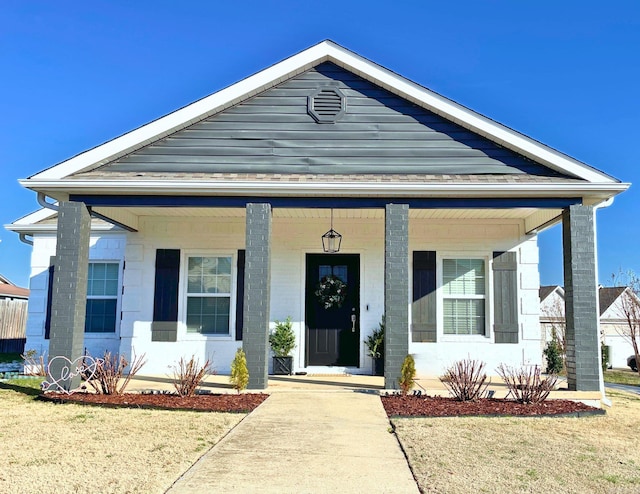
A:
186 256 232 335
85 262 119 333
442 258 486 335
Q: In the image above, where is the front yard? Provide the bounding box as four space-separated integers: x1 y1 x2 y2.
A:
395 390 640 493
0 378 243 494
604 368 640 387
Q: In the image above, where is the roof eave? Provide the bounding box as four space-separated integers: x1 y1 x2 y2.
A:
20 178 630 201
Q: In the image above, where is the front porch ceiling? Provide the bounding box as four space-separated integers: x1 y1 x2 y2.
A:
89 206 561 233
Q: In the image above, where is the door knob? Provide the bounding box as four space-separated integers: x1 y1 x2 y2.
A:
351 314 356 332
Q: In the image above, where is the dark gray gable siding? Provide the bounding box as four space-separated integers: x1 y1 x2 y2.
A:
101 63 565 177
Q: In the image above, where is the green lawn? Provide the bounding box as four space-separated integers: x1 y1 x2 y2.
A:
604 369 640 387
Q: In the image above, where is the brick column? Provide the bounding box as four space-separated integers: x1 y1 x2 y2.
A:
562 204 600 391
48 201 91 391
384 204 409 389
243 203 272 390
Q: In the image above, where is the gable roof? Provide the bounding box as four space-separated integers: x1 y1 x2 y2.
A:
23 40 626 193
539 285 562 302
599 286 628 316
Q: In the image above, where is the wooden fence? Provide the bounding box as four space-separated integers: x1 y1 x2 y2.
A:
0 298 28 353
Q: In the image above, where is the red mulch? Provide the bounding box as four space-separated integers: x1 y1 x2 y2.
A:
381 394 605 418
39 392 268 413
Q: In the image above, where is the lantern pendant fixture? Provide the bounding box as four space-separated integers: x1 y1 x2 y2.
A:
321 209 342 253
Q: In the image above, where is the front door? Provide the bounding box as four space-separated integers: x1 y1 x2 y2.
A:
305 254 360 367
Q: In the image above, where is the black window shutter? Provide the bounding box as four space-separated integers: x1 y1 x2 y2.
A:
412 251 437 342
151 249 180 342
44 264 54 340
235 250 246 341
493 251 519 343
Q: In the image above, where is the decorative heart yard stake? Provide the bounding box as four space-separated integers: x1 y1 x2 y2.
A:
42 355 102 395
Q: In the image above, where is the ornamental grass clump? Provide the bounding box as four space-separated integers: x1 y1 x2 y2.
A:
230 348 249 392
170 355 212 397
399 354 416 395
497 364 557 404
440 358 489 401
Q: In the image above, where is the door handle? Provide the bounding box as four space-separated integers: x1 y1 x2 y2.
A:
351 314 356 332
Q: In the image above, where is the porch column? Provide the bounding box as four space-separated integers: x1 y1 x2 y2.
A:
562 204 600 391
243 203 272 390
48 201 91 391
384 203 410 389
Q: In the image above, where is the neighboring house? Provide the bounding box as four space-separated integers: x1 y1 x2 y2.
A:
6 41 628 391
0 274 29 353
539 285 638 368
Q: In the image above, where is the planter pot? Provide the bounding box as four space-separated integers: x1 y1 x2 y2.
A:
272 356 293 375
373 357 384 376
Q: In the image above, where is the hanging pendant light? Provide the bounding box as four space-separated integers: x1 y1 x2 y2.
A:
322 209 342 253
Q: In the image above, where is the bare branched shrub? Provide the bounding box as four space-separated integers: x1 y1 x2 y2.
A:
170 355 212 397
497 364 557 404
84 351 146 395
21 349 47 376
440 358 489 401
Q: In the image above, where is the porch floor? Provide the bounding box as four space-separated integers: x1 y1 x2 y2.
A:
127 373 602 404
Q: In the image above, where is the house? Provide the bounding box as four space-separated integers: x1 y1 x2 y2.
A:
0 274 29 353
539 285 639 369
7 40 629 391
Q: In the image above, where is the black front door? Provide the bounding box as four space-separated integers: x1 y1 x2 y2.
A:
305 254 360 366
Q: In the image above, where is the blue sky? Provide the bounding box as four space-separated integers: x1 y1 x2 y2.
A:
1 1 638 288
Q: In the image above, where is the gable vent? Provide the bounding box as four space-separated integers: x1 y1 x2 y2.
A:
308 87 346 123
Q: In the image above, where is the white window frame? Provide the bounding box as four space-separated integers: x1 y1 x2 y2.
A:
438 254 490 341
179 251 236 340
85 260 122 336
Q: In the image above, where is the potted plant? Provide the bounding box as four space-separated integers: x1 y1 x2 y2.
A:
365 315 385 376
269 316 296 375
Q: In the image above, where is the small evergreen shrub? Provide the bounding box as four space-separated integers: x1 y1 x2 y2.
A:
230 348 249 392
440 358 489 401
365 315 385 359
399 354 416 395
543 339 564 374
170 355 212 397
269 317 296 357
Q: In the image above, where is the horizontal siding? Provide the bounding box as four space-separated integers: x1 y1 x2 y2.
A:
105 62 562 177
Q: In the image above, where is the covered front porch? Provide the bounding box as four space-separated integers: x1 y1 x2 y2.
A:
43 196 602 392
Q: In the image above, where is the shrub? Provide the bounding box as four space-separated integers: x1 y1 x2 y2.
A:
230 348 249 392
440 358 489 401
170 355 212 397
399 354 416 395
84 351 146 395
21 349 47 376
269 317 296 357
497 364 557 404
543 339 564 374
365 315 385 359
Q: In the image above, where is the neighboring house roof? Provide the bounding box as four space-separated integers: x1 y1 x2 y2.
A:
539 285 632 317
599 286 629 316
0 275 29 299
539 285 562 303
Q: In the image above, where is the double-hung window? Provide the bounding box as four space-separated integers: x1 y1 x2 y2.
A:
442 258 486 336
186 256 232 335
85 262 119 333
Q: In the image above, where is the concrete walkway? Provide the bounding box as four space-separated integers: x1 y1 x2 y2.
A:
166 390 420 493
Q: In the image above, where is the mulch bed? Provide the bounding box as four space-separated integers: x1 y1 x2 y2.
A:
39 391 268 413
381 394 605 418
